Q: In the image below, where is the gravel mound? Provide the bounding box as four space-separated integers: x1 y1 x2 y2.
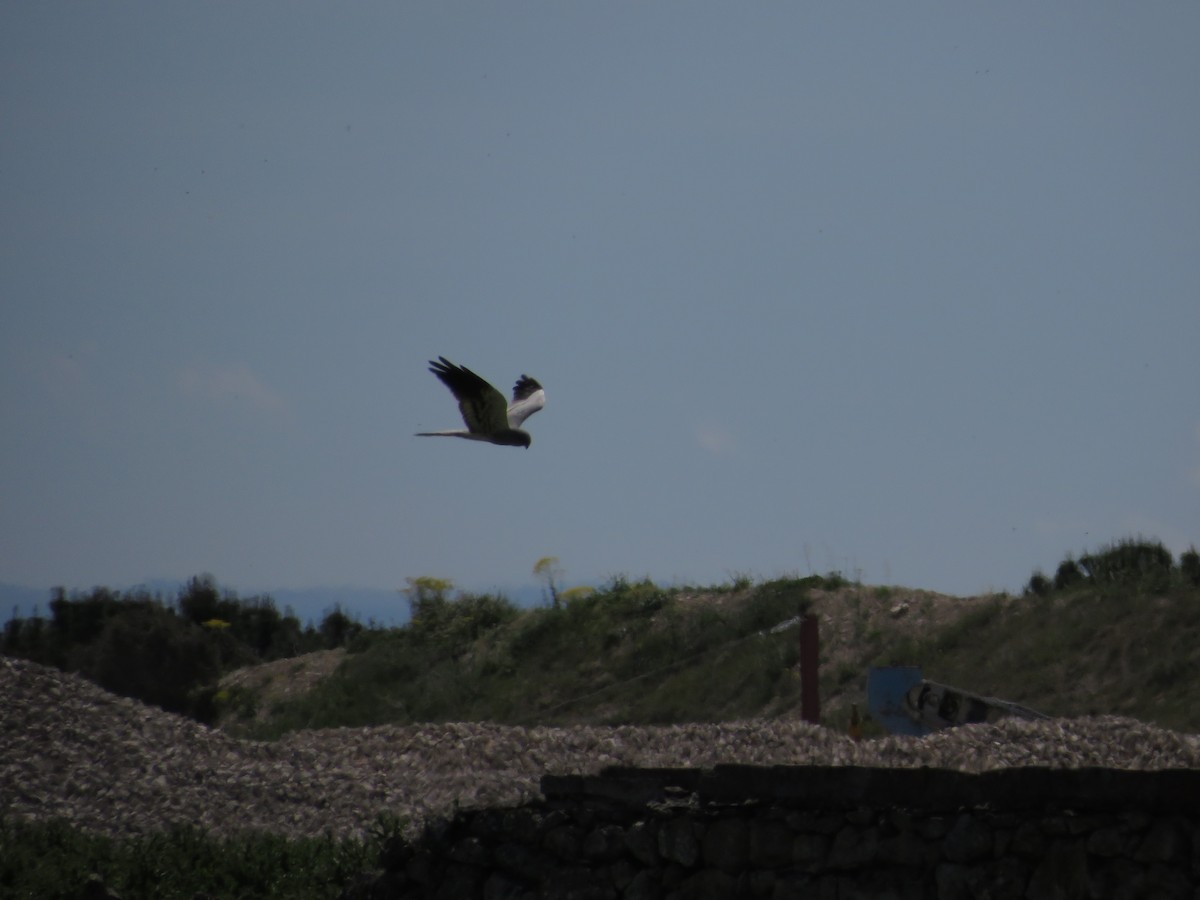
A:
3 656 1197 841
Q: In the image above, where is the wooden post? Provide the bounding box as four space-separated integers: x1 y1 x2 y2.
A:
799 613 820 724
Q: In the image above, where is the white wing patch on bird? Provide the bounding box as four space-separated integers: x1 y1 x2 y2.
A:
507 374 545 428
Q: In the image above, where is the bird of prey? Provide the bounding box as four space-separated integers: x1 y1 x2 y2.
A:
416 357 545 448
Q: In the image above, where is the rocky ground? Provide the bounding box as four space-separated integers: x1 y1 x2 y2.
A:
2 655 1198 842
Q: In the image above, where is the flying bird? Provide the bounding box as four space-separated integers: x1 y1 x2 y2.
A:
416 357 545 448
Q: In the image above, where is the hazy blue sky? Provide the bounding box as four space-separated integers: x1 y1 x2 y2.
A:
3 3 1198 618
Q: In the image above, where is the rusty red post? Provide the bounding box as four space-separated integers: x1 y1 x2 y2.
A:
799 613 820 724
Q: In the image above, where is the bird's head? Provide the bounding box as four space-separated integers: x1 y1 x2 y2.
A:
495 429 532 448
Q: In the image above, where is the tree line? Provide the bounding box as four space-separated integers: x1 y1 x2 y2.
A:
2 575 368 722
1024 538 1200 597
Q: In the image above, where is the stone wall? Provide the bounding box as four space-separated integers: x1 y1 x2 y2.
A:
349 765 1200 899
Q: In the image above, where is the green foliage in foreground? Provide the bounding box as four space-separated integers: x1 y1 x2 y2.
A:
0 816 401 900
232 575 821 738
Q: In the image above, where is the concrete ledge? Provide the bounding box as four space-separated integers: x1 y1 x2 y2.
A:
541 765 1200 814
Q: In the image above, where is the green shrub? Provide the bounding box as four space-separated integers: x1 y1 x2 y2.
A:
1024 571 1052 597
736 577 813 632
602 575 669 617
1053 558 1084 592
0 819 383 900
404 581 518 657
1025 538 1182 599
1180 546 1200 587
1079 538 1175 586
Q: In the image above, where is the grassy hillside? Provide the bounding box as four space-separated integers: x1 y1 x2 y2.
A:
876 579 1200 730
220 541 1200 738
220 575 814 737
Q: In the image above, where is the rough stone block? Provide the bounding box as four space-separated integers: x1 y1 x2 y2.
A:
769 872 816 900
493 841 553 882
623 868 663 900
934 863 977 900
1027 839 1088 900
749 820 795 867
915 815 949 840
827 825 879 870
843 807 875 827
624 820 661 866
1090 858 1146 900
785 810 845 834
837 868 921 900
1085 825 1129 857
541 865 617 900
582 824 627 862
677 868 738 900
483 870 534 900
1039 815 1072 837
404 850 435 885
448 835 492 867
1008 820 1046 858
1133 820 1186 864
747 868 776 895
702 817 750 871
1142 862 1193 899
658 817 700 867
504 807 546 842
608 857 638 892
542 824 583 861
942 813 994 863
982 857 1030 900
791 832 830 869
435 863 484 900
875 830 937 868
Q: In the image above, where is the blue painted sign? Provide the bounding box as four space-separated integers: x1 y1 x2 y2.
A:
867 665 929 736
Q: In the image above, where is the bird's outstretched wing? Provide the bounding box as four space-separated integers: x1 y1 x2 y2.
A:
507 375 545 428
426 357 510 435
